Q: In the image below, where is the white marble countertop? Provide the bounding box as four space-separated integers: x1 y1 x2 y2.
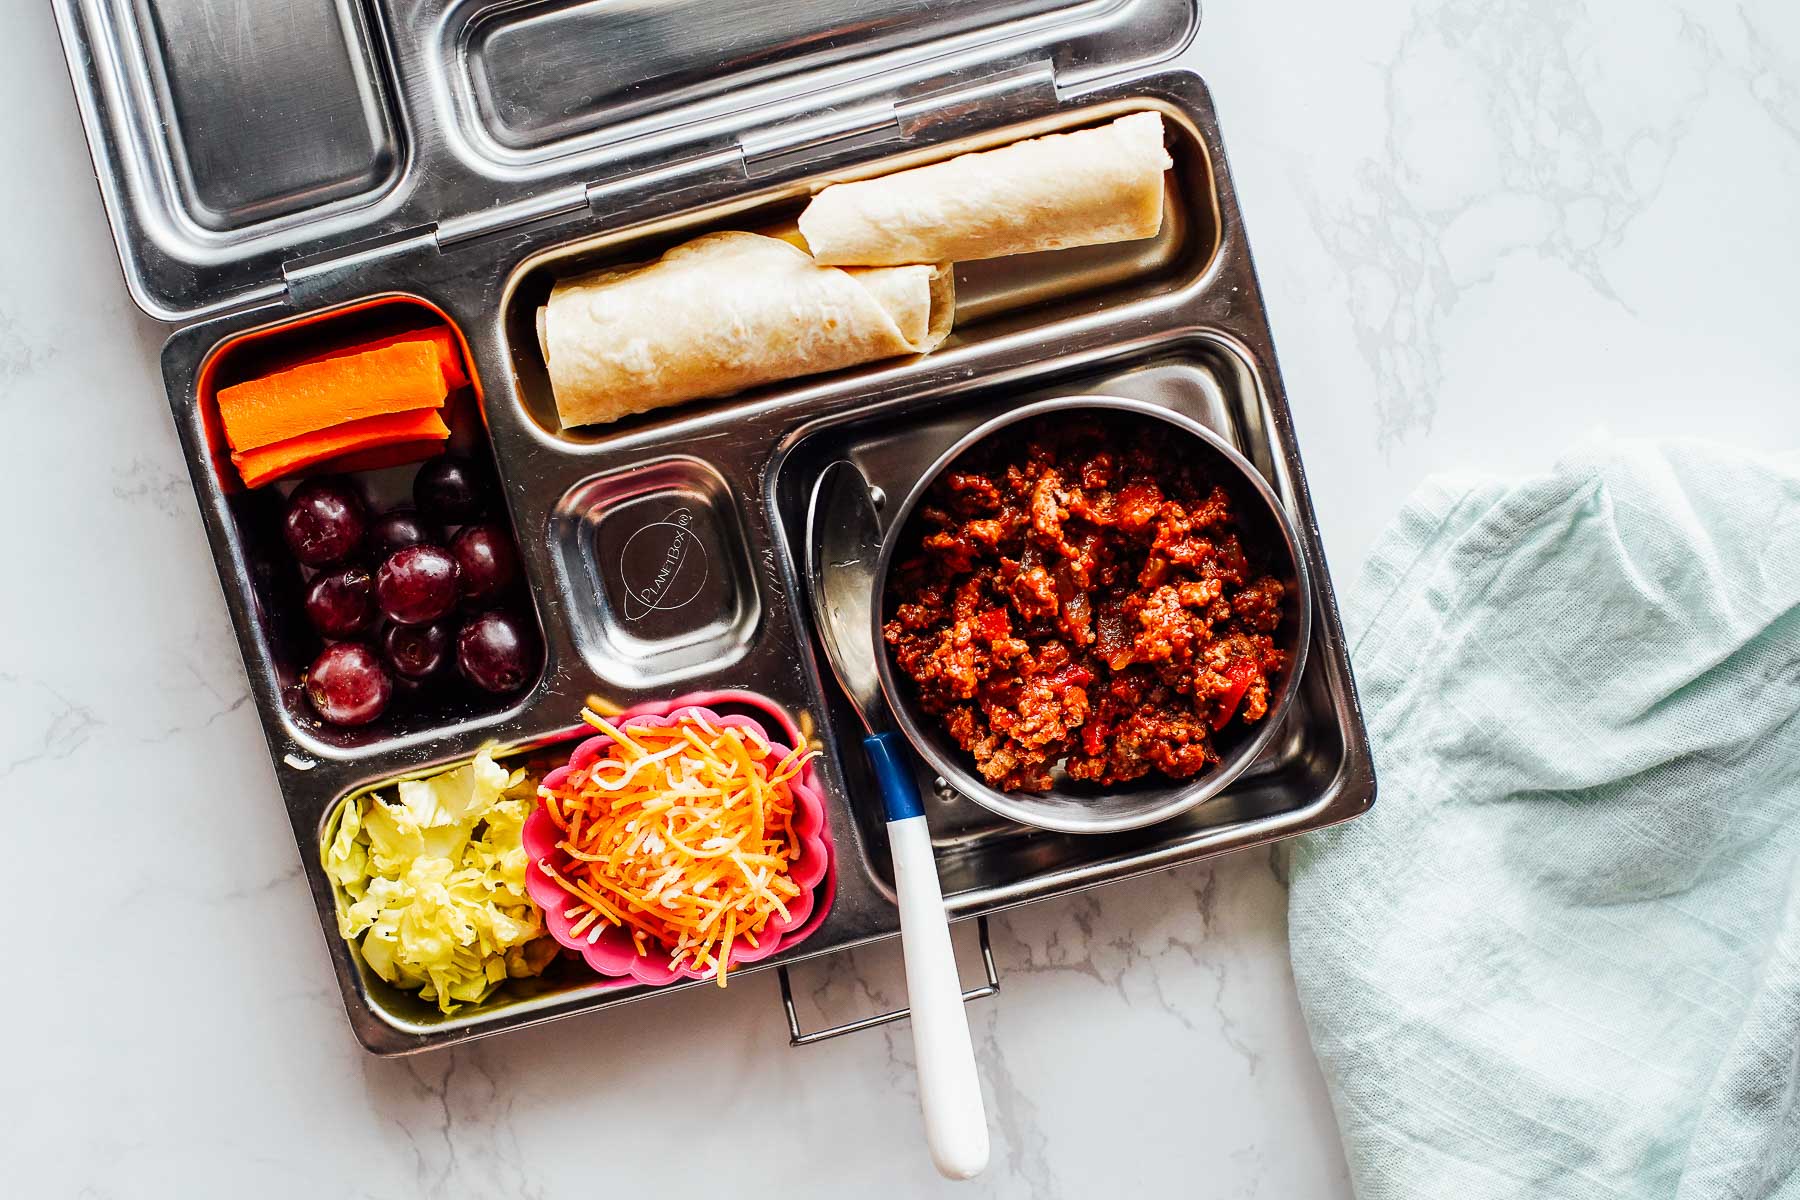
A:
9 2 1799 1196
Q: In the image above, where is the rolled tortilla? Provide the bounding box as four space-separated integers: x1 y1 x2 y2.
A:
541 231 954 428
799 112 1174 267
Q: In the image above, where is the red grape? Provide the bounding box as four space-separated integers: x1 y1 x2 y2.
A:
451 523 520 605
283 478 366 567
414 456 489 524
376 545 461 625
369 507 439 557
383 619 452 681
304 643 392 727
304 567 375 639
457 611 534 694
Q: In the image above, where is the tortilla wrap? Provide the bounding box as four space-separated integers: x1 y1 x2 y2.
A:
798 112 1174 267
541 231 954 428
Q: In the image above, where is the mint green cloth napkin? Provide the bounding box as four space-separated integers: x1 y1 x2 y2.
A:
1290 440 1800 1199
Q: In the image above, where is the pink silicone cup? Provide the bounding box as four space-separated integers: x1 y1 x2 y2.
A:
523 695 835 988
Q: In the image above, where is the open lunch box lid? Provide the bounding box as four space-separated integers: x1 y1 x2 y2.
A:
54 0 1200 323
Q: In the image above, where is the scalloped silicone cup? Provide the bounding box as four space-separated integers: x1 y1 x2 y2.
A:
523 693 835 988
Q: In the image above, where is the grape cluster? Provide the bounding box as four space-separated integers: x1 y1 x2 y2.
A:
282 457 536 728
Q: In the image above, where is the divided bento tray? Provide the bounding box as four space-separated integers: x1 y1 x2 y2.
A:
57 0 1374 1054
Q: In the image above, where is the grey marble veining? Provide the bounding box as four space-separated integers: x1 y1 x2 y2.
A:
7 1 1799 1196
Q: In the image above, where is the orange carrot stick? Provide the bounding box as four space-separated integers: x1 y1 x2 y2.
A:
231 410 450 489
217 341 447 453
295 326 471 391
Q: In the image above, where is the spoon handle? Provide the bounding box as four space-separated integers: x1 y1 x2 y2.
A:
864 733 991 1180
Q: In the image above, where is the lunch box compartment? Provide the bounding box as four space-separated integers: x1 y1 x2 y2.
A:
460 0 1076 154
317 691 827 1037
450 0 1197 163
133 0 402 232
771 336 1352 902
191 297 547 756
547 459 761 687
498 101 1218 444
62 0 404 318
316 732 614 1037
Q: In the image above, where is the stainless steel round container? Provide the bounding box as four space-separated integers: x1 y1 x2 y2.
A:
871 395 1314 834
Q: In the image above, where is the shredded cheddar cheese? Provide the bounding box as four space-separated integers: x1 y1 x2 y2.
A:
537 708 817 987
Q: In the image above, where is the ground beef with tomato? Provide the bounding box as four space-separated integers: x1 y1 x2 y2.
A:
883 414 1290 793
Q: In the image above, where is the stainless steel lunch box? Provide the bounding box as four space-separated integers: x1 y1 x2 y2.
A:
55 0 1374 1055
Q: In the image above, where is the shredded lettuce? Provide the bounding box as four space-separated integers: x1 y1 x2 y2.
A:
322 748 557 1014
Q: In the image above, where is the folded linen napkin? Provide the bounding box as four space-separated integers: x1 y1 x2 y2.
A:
1289 439 1800 1199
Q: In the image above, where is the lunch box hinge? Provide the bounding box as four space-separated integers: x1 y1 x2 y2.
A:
280 225 441 307
584 147 753 214
740 102 902 179
892 59 1062 139
739 58 1062 181
438 189 592 249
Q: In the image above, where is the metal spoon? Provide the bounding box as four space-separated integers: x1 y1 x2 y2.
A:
806 460 989 1181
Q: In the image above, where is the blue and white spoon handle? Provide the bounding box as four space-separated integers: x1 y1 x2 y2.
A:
864 731 990 1180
